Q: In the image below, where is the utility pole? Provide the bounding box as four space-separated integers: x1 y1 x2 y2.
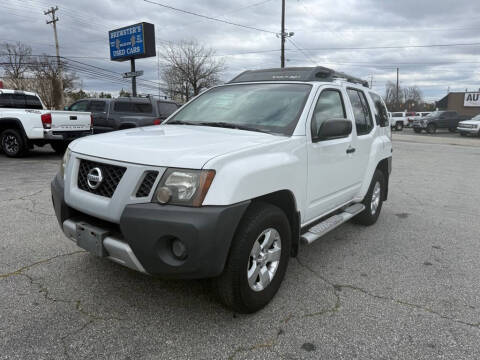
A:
370 75 373 88
396 67 399 111
280 0 286 68
44 6 64 109
130 58 137 97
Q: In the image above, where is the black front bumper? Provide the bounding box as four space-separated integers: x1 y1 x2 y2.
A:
51 174 250 279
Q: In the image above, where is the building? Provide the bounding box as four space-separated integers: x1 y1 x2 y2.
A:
436 92 480 118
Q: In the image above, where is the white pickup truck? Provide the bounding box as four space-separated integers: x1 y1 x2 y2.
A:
51 66 392 313
0 89 92 157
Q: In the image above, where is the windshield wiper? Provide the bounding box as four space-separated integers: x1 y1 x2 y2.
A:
165 120 200 126
196 122 271 134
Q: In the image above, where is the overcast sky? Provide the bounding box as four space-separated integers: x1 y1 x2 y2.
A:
1 0 480 101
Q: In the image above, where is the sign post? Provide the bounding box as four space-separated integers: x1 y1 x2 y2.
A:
108 22 156 97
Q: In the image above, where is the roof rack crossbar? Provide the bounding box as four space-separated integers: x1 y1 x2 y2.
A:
228 66 370 88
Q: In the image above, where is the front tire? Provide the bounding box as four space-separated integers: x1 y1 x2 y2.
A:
354 169 385 226
213 202 291 313
0 129 27 158
448 128 456 133
413 128 422 133
426 123 437 134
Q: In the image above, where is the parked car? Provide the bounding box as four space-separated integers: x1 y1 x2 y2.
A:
0 89 92 157
457 114 480 136
413 111 469 134
67 97 179 133
390 112 407 131
405 111 417 127
51 66 392 313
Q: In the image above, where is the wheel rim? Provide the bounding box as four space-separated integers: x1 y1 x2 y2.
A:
3 134 19 154
370 181 381 215
247 228 282 292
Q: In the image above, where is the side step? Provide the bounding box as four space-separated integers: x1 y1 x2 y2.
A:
301 203 365 244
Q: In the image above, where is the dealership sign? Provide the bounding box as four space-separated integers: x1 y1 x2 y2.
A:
464 92 480 107
108 22 156 61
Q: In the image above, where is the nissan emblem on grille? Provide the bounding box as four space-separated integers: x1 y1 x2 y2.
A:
87 167 103 190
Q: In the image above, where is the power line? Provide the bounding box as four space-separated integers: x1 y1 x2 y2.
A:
143 0 277 34
286 38 316 65
290 42 480 52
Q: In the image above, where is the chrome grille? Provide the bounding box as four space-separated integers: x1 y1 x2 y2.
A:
77 159 126 198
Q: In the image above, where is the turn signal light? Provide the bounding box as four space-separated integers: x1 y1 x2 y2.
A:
41 113 52 129
153 119 162 125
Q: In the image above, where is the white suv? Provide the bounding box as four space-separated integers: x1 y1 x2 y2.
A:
51 66 392 313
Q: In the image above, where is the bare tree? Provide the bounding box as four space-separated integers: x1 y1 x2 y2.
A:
160 40 225 103
29 55 77 109
404 86 423 110
0 42 32 90
384 81 405 111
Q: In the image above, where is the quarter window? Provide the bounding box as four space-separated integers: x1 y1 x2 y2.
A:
347 89 374 135
369 92 388 127
311 89 346 138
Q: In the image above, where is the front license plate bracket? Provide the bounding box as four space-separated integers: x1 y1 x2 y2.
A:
76 222 109 257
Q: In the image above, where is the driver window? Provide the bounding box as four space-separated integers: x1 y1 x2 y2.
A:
311 89 346 138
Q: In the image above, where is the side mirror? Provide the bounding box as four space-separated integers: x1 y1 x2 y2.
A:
316 119 352 141
64 106 70 111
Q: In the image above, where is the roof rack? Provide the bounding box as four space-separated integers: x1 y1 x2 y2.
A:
228 66 369 88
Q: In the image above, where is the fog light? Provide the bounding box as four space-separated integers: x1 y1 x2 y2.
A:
171 238 188 260
156 186 172 204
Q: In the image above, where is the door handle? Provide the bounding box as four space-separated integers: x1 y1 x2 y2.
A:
346 146 356 154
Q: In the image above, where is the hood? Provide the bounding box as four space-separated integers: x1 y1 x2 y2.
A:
69 125 283 168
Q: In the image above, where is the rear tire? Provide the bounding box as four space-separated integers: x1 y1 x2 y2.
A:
460 133 467 137
354 169 385 226
426 123 436 134
413 128 422 133
0 129 27 158
448 128 456 133
213 202 291 313
395 122 403 131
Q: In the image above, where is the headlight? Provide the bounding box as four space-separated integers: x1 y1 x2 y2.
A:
153 168 215 207
60 148 71 179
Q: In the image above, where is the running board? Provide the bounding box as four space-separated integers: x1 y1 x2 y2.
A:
301 203 365 244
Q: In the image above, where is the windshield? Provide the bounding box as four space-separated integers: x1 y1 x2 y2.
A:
425 111 442 118
166 83 312 136
470 114 480 121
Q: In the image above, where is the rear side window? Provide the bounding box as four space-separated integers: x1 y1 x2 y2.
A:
89 101 106 112
157 102 178 117
347 88 374 135
0 94 12 108
311 89 346 137
25 95 43 109
114 101 152 113
10 94 27 108
392 112 404 117
369 92 388 127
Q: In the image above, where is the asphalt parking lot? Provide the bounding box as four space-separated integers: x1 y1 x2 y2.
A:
1 133 480 360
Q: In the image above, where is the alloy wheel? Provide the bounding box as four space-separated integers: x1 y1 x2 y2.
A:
247 228 282 292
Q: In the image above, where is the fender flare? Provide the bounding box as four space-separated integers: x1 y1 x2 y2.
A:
0 117 28 140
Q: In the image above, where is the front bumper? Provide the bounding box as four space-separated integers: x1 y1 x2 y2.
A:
44 129 92 141
51 174 250 278
457 127 479 134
